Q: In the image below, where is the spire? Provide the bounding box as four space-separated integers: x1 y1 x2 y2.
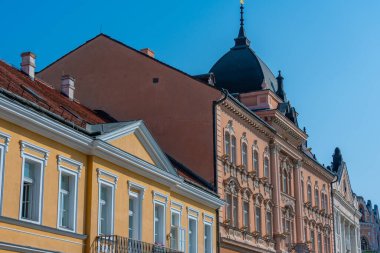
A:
234 1 250 47
276 70 287 101
332 147 343 172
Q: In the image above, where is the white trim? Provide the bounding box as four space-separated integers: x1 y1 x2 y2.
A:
188 215 198 253
203 213 214 224
171 200 184 211
20 141 49 162
0 131 11 152
0 95 224 210
96 168 118 188
56 166 78 233
187 207 200 218
170 208 182 251
57 155 83 178
203 220 213 253
153 191 169 204
0 145 6 215
128 181 146 199
153 200 167 246
97 179 115 236
96 121 177 175
19 154 45 225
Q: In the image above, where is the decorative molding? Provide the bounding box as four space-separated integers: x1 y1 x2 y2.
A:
170 200 183 211
19 140 49 162
187 207 200 218
0 131 10 152
57 155 83 177
152 191 168 204
128 181 146 199
96 168 118 187
203 213 214 223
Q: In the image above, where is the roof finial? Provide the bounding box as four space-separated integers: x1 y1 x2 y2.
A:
234 0 250 47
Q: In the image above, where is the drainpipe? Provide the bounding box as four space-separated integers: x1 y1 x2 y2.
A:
213 88 229 253
331 175 339 253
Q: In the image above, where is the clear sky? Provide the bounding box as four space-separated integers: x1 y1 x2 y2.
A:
1 0 379 205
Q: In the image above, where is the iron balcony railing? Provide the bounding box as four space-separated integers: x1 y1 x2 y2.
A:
92 235 183 253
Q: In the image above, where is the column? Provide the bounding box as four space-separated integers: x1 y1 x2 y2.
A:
293 160 304 243
270 143 282 252
341 218 345 253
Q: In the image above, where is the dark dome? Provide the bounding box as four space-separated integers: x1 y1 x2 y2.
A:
210 46 278 94
209 5 278 94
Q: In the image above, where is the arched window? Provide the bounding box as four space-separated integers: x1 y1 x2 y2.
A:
283 170 288 194
264 158 269 179
253 150 259 175
321 193 325 210
231 136 236 164
301 180 305 203
242 143 248 168
287 172 292 195
224 132 231 159
361 237 369 250
314 189 319 208
307 184 312 203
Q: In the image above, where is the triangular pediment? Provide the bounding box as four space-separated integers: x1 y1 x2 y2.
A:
337 163 355 202
96 121 177 175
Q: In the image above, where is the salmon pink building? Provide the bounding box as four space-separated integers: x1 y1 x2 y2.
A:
38 3 336 253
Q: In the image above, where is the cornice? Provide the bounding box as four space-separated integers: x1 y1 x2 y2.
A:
220 98 275 140
301 153 335 182
255 110 307 146
0 95 224 210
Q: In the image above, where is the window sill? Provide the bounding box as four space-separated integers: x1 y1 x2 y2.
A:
0 216 87 240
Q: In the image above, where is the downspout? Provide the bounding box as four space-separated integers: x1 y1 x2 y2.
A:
331 174 339 253
213 88 228 253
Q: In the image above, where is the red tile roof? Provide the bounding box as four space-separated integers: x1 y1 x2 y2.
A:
0 60 107 127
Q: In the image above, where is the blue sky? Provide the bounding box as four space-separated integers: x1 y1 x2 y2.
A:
1 0 379 205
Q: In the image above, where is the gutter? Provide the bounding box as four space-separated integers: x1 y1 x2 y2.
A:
330 174 339 253
212 89 228 253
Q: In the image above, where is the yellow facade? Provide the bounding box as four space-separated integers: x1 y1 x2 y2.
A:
0 113 222 253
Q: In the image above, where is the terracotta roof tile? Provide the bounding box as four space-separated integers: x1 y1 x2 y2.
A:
0 60 107 127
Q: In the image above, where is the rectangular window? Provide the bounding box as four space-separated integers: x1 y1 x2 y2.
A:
304 227 308 241
129 190 142 240
188 217 198 253
154 202 165 245
58 169 78 231
98 182 114 235
226 193 231 222
255 206 261 235
170 210 181 250
311 230 315 252
204 222 212 253
266 212 272 236
318 233 322 253
232 196 238 227
21 158 43 223
243 201 249 229
0 145 5 211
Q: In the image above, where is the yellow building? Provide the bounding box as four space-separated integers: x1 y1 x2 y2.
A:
0 56 223 252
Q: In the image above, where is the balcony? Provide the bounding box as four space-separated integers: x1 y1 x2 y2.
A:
92 235 183 253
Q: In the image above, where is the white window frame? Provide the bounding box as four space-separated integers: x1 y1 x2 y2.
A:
128 181 145 241
203 216 213 253
57 166 79 232
97 169 117 236
0 131 10 215
170 208 182 250
153 200 166 246
19 141 48 225
188 215 198 253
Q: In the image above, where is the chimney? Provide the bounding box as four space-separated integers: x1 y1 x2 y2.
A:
61 75 75 101
140 48 155 58
21 52 36 80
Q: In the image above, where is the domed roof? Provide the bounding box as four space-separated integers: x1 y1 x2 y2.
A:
210 5 278 94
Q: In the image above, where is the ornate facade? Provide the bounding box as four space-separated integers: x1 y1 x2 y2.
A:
37 3 337 253
358 197 380 253
329 148 361 253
